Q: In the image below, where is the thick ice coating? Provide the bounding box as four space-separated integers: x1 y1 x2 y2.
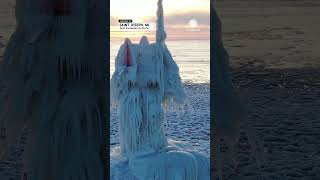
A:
110 0 209 179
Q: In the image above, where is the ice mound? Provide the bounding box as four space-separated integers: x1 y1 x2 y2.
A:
111 139 209 180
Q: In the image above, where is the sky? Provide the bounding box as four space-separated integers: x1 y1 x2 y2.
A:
110 0 210 42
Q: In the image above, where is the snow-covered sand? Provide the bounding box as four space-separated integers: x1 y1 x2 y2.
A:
110 82 210 179
110 83 210 156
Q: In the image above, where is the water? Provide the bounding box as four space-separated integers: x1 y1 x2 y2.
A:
110 40 210 83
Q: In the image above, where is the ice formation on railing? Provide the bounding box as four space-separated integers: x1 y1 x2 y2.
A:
110 0 209 179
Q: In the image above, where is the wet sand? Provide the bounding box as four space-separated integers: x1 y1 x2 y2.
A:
216 67 320 179
214 0 320 179
0 0 15 58
216 0 320 69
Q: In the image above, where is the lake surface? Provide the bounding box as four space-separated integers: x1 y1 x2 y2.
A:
110 40 210 83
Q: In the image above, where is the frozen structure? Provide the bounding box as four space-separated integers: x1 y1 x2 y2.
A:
212 6 265 180
0 0 108 179
110 0 209 179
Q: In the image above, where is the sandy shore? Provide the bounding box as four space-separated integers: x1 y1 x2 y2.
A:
0 0 15 58
214 0 320 179
214 67 320 179
216 0 320 69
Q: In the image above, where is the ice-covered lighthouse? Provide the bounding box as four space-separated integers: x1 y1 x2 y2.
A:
110 0 210 179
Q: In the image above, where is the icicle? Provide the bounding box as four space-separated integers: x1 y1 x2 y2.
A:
94 104 103 143
139 36 149 46
68 56 71 80
156 0 167 44
59 56 63 80
65 57 69 80
77 62 81 80
119 88 143 154
72 62 77 79
63 57 66 80
81 63 84 79
90 64 94 80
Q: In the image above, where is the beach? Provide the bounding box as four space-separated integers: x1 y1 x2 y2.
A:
216 67 320 179
214 0 320 179
216 0 320 70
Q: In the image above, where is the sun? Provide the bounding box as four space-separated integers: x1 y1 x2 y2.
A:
188 18 198 28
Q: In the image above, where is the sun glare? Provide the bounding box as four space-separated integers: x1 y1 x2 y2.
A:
111 0 210 41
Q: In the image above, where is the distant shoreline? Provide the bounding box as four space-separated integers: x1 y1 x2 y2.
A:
110 39 210 43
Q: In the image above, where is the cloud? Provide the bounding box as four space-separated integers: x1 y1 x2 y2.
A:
166 11 210 26
110 11 210 41
111 11 210 27
110 17 120 26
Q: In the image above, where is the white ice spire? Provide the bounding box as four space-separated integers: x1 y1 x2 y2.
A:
156 0 167 44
